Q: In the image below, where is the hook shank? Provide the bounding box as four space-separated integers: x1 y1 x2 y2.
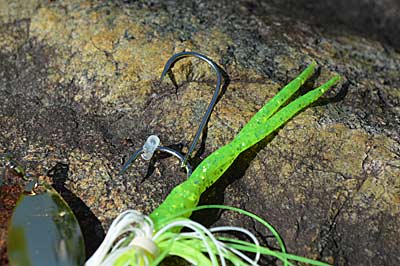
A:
160 51 222 167
120 52 222 177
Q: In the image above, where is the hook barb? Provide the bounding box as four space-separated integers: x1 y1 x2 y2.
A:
120 52 222 177
160 51 222 167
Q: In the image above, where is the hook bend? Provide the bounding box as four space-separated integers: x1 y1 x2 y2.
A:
160 51 222 167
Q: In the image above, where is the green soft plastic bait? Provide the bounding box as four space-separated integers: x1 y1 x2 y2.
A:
150 61 340 229
5 52 340 266
85 52 340 266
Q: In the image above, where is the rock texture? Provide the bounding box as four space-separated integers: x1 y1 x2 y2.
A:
0 1 399 265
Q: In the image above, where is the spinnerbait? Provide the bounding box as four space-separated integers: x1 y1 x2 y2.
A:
5 51 340 266
3 156 85 266
86 52 340 266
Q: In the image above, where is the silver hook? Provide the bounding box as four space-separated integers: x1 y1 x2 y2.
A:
120 51 222 177
160 51 222 166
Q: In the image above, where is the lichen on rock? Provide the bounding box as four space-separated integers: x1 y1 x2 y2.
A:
0 1 399 265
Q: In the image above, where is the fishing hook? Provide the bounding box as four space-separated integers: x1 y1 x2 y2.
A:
120 51 222 177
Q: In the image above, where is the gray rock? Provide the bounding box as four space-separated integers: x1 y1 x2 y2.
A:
0 1 399 265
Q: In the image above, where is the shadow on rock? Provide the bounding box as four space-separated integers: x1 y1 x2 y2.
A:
48 163 105 259
191 67 347 225
190 131 277 223
271 0 400 51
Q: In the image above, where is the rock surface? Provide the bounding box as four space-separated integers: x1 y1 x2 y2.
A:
0 1 399 265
